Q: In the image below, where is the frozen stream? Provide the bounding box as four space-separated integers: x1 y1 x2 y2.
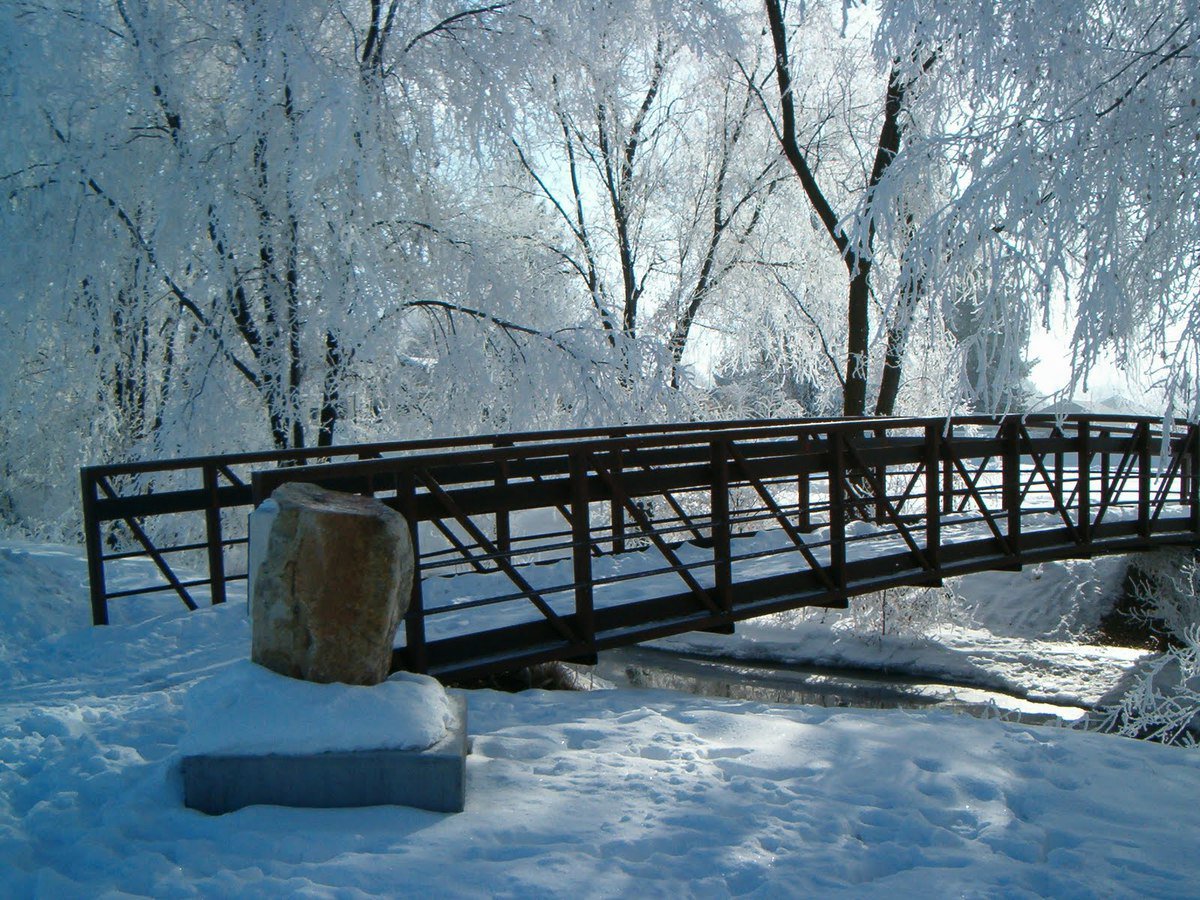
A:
589 645 1093 726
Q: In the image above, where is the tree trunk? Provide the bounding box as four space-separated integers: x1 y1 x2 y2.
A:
317 330 342 448
844 266 871 416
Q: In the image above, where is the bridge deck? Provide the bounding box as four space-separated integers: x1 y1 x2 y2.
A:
409 502 1188 678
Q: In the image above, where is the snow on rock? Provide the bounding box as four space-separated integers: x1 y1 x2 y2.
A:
180 661 453 756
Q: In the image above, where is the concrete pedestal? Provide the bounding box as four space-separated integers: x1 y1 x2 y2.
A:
182 696 467 814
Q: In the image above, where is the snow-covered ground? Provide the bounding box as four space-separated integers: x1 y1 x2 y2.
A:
3 541 1200 897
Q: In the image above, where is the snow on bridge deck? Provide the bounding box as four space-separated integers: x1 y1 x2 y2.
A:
413 503 1182 647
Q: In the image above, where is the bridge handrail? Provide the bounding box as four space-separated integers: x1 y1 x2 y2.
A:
80 412 1176 478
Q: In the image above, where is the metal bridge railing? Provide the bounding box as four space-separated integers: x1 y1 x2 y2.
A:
81 414 1199 679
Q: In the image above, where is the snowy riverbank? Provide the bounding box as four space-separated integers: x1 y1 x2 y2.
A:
2 541 1199 896
653 555 1153 709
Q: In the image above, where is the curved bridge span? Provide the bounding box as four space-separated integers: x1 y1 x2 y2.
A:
83 415 1199 680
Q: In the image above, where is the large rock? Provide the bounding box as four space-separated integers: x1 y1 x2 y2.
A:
250 482 413 685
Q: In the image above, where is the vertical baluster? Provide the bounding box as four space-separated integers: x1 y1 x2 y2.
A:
873 426 886 523
494 440 512 557
1078 418 1091 549
796 433 811 532
1003 417 1021 561
1100 428 1111 512
1054 426 1065 512
1190 425 1200 537
924 424 941 573
829 430 847 598
610 445 625 553
1138 422 1152 540
1181 430 1190 505
942 421 954 514
569 452 594 646
397 470 427 674
711 440 732 614
203 464 227 606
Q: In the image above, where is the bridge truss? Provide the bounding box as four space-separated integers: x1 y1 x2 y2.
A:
82 415 1199 679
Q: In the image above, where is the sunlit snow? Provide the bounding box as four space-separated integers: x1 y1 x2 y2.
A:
2 542 1198 896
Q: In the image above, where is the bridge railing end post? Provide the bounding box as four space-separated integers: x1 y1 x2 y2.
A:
81 467 109 626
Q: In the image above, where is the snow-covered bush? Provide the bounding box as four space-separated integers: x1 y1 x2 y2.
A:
1097 555 1200 747
1097 626 1200 748
1122 552 1200 648
841 584 964 641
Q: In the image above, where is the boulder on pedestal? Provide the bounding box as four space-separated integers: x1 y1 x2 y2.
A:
250 481 413 685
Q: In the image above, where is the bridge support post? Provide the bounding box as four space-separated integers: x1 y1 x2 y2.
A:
711 440 732 614
1003 417 1022 567
569 452 595 645
924 424 940 573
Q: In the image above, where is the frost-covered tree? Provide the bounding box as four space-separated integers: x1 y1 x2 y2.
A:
757 0 940 417
0 0 740 533
508 14 785 392
874 0 1200 419
751 0 1199 419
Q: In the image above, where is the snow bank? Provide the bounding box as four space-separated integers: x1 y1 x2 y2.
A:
0 543 91 646
1 541 1199 896
656 556 1150 706
180 661 454 756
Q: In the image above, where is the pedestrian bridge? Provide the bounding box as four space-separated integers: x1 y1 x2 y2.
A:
82 415 1199 680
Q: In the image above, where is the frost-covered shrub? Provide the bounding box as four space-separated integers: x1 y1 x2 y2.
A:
1097 626 1200 747
840 584 964 640
1097 556 1200 747
1123 552 1200 648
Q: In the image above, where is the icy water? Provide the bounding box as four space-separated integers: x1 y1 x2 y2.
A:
590 646 1089 726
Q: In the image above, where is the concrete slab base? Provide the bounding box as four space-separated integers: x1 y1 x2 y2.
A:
182 695 467 814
